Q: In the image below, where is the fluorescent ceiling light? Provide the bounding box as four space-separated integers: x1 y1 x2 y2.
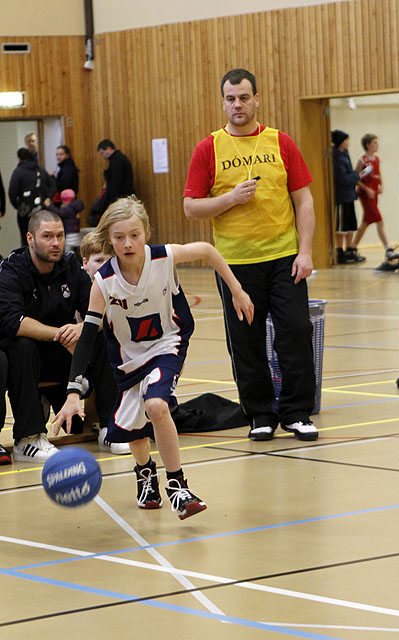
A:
0 92 26 108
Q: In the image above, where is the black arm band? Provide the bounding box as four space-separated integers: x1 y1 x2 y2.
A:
67 311 103 396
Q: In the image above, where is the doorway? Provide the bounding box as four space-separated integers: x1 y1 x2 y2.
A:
299 92 399 269
0 116 63 257
330 94 399 251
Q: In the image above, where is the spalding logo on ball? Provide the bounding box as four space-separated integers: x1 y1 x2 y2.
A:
42 447 102 507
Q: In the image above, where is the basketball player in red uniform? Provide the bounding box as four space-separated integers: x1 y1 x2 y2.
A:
352 134 398 262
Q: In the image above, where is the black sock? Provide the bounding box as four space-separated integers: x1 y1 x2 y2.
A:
136 457 154 471
166 468 184 481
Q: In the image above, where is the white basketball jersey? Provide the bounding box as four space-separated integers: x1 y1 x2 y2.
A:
95 244 193 383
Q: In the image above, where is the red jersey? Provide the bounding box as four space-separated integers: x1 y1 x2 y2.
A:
358 153 381 192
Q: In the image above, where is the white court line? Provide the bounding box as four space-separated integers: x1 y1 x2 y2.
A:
93 494 225 618
193 315 224 322
240 581 399 617
1 533 398 619
0 535 91 557
1 449 398 621
262 623 399 632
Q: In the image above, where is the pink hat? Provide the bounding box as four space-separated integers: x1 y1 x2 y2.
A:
61 189 75 202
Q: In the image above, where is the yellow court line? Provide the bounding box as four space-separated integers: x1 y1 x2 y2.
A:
0 453 133 477
323 389 399 399
181 376 233 385
174 417 399 452
182 377 399 395
0 418 397 478
325 379 397 390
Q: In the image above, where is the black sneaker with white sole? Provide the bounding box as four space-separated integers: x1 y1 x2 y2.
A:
248 425 275 441
281 421 318 441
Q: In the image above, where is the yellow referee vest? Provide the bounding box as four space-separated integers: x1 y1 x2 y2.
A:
210 126 298 264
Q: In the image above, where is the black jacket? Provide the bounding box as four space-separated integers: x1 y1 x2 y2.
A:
0 171 5 214
0 247 91 339
332 147 360 205
96 150 134 216
8 160 56 212
55 157 79 194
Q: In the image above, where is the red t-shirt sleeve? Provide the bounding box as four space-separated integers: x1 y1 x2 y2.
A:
183 129 313 197
183 135 215 198
278 131 313 192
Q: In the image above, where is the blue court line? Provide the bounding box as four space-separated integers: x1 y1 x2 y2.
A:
14 504 399 571
0 567 346 640
321 397 399 410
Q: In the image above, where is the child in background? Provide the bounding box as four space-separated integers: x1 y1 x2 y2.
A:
331 129 365 263
54 195 254 520
47 189 83 252
352 134 398 262
80 230 113 280
79 231 131 455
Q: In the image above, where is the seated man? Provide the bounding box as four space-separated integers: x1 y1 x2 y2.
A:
0 209 116 462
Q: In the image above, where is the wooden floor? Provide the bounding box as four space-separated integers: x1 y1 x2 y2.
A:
0 247 398 639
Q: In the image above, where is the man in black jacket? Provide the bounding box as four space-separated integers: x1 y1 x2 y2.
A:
8 148 55 246
0 169 5 218
88 139 134 225
0 209 116 462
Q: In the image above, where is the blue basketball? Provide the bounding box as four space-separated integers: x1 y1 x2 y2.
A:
42 447 102 508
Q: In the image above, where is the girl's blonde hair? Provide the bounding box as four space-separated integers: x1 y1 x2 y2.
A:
91 196 151 255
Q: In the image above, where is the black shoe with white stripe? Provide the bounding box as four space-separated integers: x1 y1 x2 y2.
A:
13 434 58 463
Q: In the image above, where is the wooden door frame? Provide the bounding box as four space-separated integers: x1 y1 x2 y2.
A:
298 97 333 269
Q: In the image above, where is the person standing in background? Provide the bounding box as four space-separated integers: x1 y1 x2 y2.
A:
0 169 5 218
24 132 39 162
331 129 366 264
88 139 134 226
351 134 398 263
184 68 317 442
8 148 55 246
51 145 80 203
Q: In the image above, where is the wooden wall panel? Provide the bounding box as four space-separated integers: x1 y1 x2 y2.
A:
88 0 399 260
1 0 399 266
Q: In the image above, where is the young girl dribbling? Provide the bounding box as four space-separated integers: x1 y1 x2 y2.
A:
53 196 254 520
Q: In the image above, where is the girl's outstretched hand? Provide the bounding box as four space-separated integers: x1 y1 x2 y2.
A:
52 394 85 435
